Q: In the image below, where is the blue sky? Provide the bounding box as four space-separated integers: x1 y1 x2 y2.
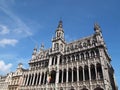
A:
0 0 119 87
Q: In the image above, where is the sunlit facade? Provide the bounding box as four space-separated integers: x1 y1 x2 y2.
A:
19 21 117 90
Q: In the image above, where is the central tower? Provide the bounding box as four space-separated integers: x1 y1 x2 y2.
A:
52 20 66 52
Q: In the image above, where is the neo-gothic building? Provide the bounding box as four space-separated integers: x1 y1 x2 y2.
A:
20 21 117 90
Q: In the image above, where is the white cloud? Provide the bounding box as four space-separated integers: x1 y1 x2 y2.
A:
0 38 18 47
0 25 9 35
0 60 12 74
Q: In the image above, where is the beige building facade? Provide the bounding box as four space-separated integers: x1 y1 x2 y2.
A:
20 21 117 90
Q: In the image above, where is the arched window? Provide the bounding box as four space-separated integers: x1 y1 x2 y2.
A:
73 67 77 82
90 64 96 80
95 49 100 57
81 53 84 60
91 51 95 58
55 56 57 65
50 70 56 83
84 65 89 80
68 68 72 82
86 52 89 59
97 63 103 79
76 54 79 61
63 69 66 82
52 57 54 65
72 55 75 62
68 56 71 63
64 57 66 63
59 56 62 64
79 66 83 81
59 70 62 83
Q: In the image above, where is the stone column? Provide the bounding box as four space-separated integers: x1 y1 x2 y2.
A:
55 70 59 83
77 63 79 82
35 73 39 85
95 64 98 80
43 72 46 84
49 57 52 66
32 73 36 85
66 67 68 82
39 74 42 85
83 66 85 81
22 76 26 86
26 74 29 86
57 55 60 65
72 68 73 82
29 74 33 86
88 65 91 81
62 70 64 83
88 64 92 90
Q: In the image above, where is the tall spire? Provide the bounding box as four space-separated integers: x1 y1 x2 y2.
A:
57 20 63 28
94 23 101 33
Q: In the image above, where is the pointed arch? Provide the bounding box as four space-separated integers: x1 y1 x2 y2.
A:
68 68 72 82
84 65 89 80
59 70 62 83
86 52 90 59
76 53 79 61
73 67 77 82
91 50 95 58
59 56 62 64
81 53 84 60
63 69 66 82
79 66 83 81
97 63 103 79
55 56 57 65
90 64 96 80
50 70 56 83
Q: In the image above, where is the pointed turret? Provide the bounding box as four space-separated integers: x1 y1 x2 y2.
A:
94 23 105 45
17 63 23 69
40 43 44 51
57 20 63 28
94 23 102 33
32 45 37 59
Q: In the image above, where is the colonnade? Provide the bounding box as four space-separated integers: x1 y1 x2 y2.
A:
22 71 47 86
22 62 103 87
58 63 103 83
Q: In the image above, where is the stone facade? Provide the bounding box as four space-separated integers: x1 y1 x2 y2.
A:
0 21 118 90
0 75 8 90
0 63 26 90
8 63 25 90
20 21 117 90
